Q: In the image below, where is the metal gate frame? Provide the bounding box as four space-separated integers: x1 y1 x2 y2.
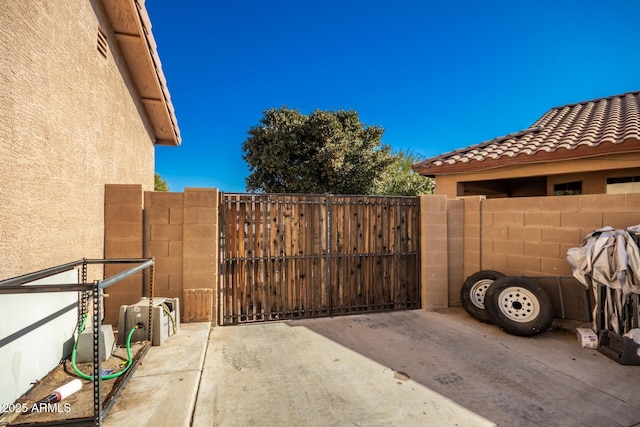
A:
219 193 420 325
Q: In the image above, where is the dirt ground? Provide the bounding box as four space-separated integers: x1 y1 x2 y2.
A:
1 342 147 426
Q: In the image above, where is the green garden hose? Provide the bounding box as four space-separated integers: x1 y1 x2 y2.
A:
71 314 140 381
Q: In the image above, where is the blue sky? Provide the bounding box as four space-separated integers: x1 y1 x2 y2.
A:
148 0 640 193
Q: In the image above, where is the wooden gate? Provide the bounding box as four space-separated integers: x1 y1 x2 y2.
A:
219 193 420 325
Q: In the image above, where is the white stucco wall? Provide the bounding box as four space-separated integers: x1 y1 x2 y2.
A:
0 270 78 409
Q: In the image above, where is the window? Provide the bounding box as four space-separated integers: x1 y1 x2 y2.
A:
606 176 640 194
553 181 582 196
607 176 640 185
459 176 547 198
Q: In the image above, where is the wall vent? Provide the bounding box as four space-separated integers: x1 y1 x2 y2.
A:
97 27 107 58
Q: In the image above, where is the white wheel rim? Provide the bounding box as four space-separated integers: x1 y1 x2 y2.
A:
497 286 540 322
470 279 493 309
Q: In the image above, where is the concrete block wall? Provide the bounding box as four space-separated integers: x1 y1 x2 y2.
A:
105 187 219 324
143 188 218 323
446 199 464 305
419 195 449 309
465 193 640 281
104 188 640 314
144 191 184 303
461 197 483 279
104 185 144 326
183 189 219 292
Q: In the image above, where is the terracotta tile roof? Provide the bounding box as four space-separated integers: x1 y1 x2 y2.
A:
413 90 640 176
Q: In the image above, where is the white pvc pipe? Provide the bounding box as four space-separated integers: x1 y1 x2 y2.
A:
53 379 83 401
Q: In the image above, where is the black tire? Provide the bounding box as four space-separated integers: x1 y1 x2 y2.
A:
460 270 505 323
484 277 554 337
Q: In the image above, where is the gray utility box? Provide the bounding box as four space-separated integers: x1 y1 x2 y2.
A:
117 297 180 346
75 324 116 362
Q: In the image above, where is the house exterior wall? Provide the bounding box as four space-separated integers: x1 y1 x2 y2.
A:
434 153 640 198
546 167 640 195
0 0 155 280
0 1 156 409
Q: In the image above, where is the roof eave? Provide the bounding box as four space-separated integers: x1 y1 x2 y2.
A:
415 139 640 176
101 0 181 147
413 126 545 175
414 90 640 177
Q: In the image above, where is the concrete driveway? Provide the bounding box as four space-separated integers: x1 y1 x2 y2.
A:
193 308 640 427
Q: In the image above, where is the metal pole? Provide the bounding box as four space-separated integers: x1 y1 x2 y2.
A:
326 194 332 317
79 259 88 330
98 259 154 290
148 261 155 343
556 277 566 319
0 259 84 287
93 280 103 426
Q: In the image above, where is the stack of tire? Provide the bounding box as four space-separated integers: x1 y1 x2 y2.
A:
460 271 554 337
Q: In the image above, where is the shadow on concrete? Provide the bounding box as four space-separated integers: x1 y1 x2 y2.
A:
288 308 640 427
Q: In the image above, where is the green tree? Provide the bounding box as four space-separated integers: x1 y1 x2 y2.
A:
154 173 169 191
372 150 435 196
242 107 394 194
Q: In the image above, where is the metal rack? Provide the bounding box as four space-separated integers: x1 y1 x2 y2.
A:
594 280 640 365
0 258 155 426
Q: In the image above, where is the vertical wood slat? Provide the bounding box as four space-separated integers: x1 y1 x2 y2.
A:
353 198 361 311
252 197 260 320
283 197 291 317
184 288 214 322
291 197 298 315
339 196 345 314
339 197 346 314
302 199 310 316
348 198 353 311
363 199 370 309
228 196 237 323
262 198 270 319
393 199 400 308
329 197 338 314
364 198 371 309
270 197 279 319
304 200 311 315
219 194 419 325
343 196 350 314
320 196 328 313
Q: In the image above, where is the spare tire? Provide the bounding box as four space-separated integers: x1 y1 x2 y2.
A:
460 270 505 323
484 276 554 337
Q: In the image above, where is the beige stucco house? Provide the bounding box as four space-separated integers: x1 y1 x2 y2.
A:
0 0 180 408
413 91 640 198
0 0 180 280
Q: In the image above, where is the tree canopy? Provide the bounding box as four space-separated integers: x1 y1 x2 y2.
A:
242 107 394 194
154 173 169 191
372 150 435 196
